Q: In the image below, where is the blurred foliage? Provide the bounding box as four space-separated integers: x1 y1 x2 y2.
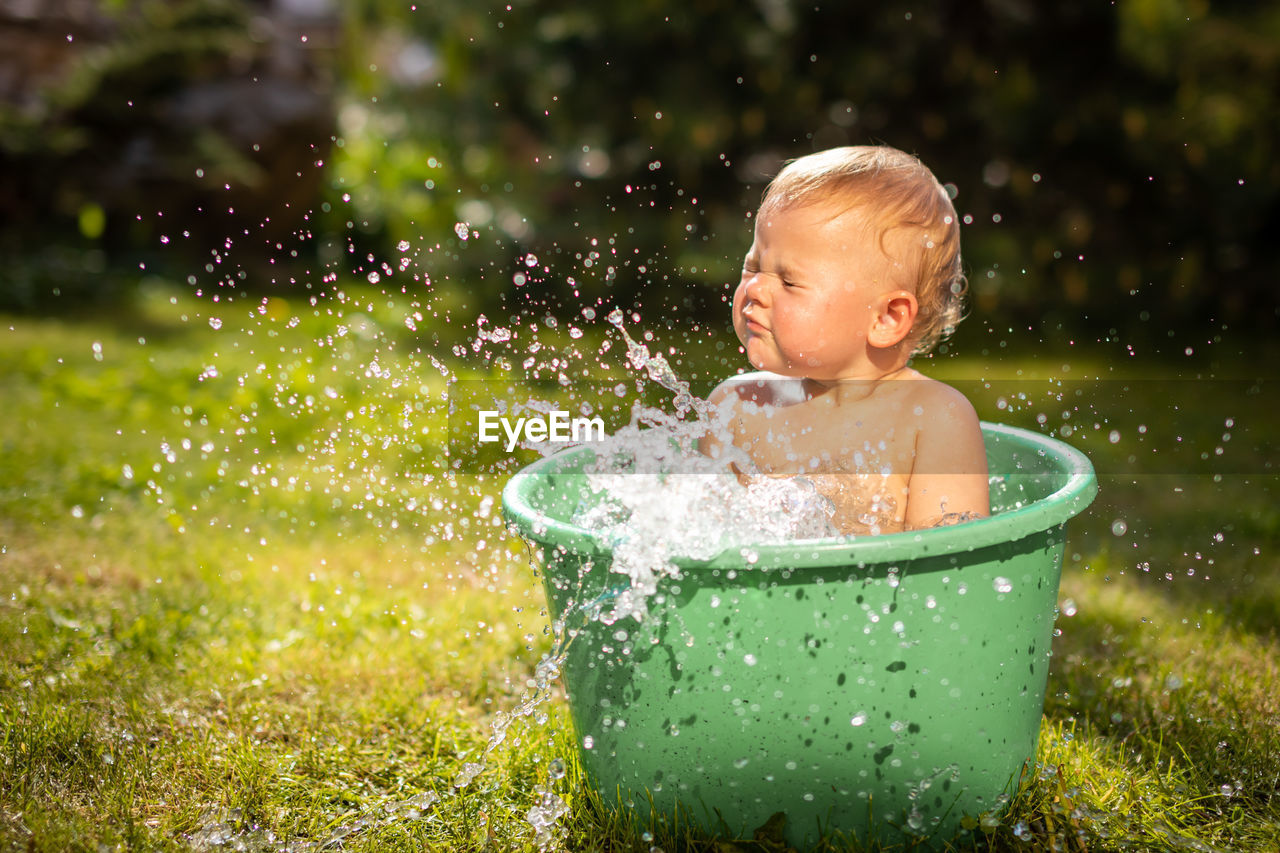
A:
327 0 1280 339
0 0 333 309
2 0 1278 342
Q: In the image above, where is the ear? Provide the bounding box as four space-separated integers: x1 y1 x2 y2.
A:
867 290 919 348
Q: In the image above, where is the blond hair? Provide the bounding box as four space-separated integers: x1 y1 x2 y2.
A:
761 145 967 355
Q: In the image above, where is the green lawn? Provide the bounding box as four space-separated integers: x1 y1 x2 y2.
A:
1 282 1276 851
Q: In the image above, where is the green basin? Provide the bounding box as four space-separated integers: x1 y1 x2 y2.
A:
502 422 1097 849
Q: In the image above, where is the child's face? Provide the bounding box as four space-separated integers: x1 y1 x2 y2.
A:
733 199 907 380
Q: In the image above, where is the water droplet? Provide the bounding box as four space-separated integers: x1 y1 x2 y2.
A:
743 653 757 666
1111 519 1128 536
524 253 538 267
1108 429 1121 444
452 761 484 788
851 712 867 726
366 271 381 284
993 576 1013 593
1060 598 1077 617
454 221 470 240
548 757 567 779
208 317 222 330
397 240 411 252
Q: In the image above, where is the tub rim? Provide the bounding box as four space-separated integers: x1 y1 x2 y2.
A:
501 420 1097 570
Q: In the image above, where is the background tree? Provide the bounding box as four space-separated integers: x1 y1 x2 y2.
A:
0 0 336 307
328 0 1280 340
3 0 1277 343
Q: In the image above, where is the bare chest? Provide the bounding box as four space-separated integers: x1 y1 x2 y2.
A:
731 401 918 476
729 402 918 535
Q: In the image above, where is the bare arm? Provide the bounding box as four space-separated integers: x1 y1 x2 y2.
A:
904 386 989 530
697 375 783 483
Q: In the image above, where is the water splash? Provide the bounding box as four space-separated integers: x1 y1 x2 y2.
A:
189 791 441 852
575 424 835 624
154 292 868 851
605 308 702 420
526 768 569 853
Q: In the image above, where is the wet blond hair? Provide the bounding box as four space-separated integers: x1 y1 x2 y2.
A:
760 145 967 355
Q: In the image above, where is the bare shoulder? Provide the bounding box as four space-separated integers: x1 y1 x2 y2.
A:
707 371 800 409
901 374 981 429
905 375 987 482
701 372 790 457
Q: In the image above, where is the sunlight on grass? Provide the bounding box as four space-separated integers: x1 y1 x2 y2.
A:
1 282 1277 851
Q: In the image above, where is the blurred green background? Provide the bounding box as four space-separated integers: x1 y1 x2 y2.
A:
3 0 1277 348
3 5 1279 850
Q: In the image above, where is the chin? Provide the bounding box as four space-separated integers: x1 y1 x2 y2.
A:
747 352 775 371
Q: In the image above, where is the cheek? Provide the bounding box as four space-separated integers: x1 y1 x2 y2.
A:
731 284 750 322
773 300 817 336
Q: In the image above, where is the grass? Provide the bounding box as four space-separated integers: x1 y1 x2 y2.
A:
1 280 1277 851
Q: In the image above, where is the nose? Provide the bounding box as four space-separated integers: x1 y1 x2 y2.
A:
742 272 771 307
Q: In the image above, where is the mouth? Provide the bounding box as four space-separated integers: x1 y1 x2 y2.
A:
743 316 770 334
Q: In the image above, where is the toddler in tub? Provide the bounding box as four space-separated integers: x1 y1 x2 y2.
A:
701 145 989 536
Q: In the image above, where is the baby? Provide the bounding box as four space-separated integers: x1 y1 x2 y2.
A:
700 145 989 535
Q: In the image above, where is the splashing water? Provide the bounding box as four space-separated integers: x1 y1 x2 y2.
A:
189 791 441 852
440 311 839 843
575 424 836 624
526 780 569 852
146 271 863 852
605 308 703 420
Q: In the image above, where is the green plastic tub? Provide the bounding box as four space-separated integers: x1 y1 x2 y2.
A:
502 422 1096 849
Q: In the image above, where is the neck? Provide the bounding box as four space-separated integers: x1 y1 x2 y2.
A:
802 363 913 402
